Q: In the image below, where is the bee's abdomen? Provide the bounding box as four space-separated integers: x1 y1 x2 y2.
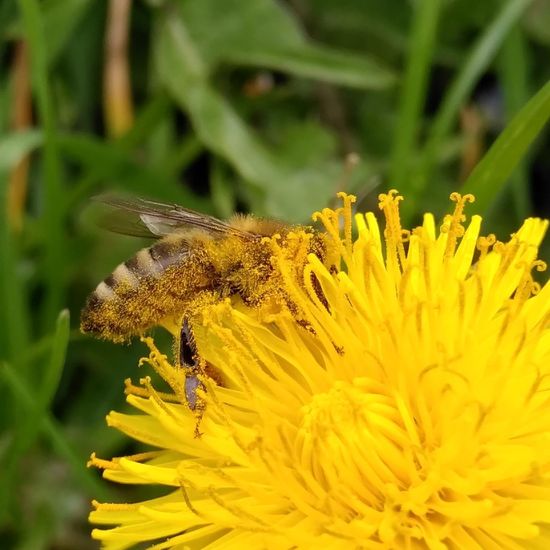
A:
92 242 184 297
81 237 195 342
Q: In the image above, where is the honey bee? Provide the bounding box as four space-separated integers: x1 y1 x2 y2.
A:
81 195 335 411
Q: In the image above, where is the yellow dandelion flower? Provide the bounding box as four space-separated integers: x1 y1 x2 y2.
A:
89 191 550 549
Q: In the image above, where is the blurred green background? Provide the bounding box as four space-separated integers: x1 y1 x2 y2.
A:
1 0 549 547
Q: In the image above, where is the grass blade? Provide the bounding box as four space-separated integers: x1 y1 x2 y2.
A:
461 79 550 213
403 0 532 218
389 0 442 188
39 309 70 410
498 24 531 220
0 132 38 365
13 310 71 453
0 360 112 501
18 0 66 329
0 310 85 522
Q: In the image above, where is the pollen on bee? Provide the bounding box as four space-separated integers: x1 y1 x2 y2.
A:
81 255 214 342
81 204 341 348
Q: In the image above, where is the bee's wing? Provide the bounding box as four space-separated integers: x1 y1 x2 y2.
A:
93 194 256 239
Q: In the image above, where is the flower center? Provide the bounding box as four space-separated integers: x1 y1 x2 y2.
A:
299 379 408 504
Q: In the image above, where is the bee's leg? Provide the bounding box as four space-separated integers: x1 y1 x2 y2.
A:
184 373 203 411
179 316 197 369
179 318 206 436
179 317 204 410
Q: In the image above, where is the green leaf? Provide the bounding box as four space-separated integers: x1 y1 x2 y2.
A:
389 0 443 187
210 159 236 219
164 135 203 177
155 11 340 221
179 0 304 60
427 0 531 154
462 79 550 213
154 11 277 188
264 166 341 221
117 94 171 149
0 129 42 173
57 133 210 210
402 0 532 218
523 0 550 45
0 361 111 500
19 0 66 329
42 0 92 65
5 310 70 465
273 119 337 167
0 310 70 520
40 309 70 408
0 169 30 370
179 0 395 89
497 24 531 220
227 44 395 90
182 85 284 187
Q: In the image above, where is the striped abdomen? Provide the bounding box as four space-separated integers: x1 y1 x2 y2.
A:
92 238 186 302
80 235 211 342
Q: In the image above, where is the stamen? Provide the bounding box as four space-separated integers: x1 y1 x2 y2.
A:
87 452 120 470
414 228 432 299
140 376 181 420
121 451 163 462
124 378 149 397
178 480 202 517
123 378 181 403
442 192 475 261
477 234 496 260
313 194 356 265
312 208 341 243
140 336 185 403
378 190 407 277
269 236 314 321
91 500 140 511
205 487 271 529
511 259 549 316
336 192 356 257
